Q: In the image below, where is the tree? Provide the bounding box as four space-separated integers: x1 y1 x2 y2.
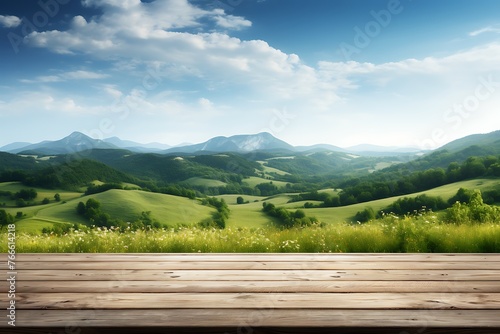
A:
54 193 61 202
236 196 245 205
354 207 375 223
0 209 14 229
85 198 101 211
255 182 278 196
76 202 86 216
15 188 37 201
16 198 26 207
42 198 50 205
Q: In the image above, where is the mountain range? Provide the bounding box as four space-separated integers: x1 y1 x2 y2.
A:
1 131 429 156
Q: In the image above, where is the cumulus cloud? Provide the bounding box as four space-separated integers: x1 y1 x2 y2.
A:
0 15 21 28
214 14 252 30
19 0 500 119
23 0 339 108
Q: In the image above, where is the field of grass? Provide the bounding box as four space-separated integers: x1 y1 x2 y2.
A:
4 178 498 233
219 178 500 227
3 213 499 253
8 189 215 233
0 182 82 205
216 194 293 228
257 161 290 176
181 177 227 188
242 176 289 188
304 178 500 224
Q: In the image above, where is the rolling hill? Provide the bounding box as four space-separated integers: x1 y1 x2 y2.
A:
11 189 215 233
438 130 500 153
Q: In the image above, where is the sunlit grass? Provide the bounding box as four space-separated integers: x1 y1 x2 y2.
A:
3 212 499 253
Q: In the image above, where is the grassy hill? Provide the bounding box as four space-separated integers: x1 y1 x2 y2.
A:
438 130 500 153
181 177 227 188
12 189 215 233
217 178 500 228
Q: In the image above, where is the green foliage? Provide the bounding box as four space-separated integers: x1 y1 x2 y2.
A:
448 188 473 205
255 182 279 196
384 194 448 216
7 212 500 253
0 209 14 229
157 185 196 199
289 190 341 208
54 193 61 202
42 198 50 205
16 198 27 207
262 202 318 228
199 197 230 229
446 190 500 224
76 198 110 227
354 207 376 223
85 183 123 195
25 159 135 190
14 188 37 201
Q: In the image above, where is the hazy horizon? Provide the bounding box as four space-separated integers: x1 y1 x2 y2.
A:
1 0 500 149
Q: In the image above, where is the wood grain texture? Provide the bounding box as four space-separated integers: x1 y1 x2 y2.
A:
7 253 500 262
14 269 500 281
12 292 500 310
7 309 500 327
9 280 500 293
1 253 499 329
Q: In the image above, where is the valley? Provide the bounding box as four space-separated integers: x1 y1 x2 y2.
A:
1 130 499 252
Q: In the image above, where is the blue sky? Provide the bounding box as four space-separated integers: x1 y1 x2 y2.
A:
1 0 500 149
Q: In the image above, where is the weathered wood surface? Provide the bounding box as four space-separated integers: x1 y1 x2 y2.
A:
1 253 500 331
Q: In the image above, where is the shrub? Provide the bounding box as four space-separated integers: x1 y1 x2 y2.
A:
446 190 500 224
354 207 376 223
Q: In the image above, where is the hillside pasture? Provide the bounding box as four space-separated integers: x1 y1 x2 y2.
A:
256 161 291 176
0 182 82 204
181 177 227 188
304 178 500 224
9 189 215 233
242 176 289 188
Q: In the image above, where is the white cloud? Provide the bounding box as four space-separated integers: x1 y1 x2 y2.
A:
64 70 109 80
0 15 21 28
214 14 252 30
469 25 500 37
20 70 109 83
0 91 106 116
23 0 339 109
103 84 123 99
318 43 500 89
198 97 213 109
14 0 500 147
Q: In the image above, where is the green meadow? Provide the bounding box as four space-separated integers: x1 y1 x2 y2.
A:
1 178 500 252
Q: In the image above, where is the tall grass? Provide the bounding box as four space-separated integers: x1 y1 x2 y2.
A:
2 212 500 253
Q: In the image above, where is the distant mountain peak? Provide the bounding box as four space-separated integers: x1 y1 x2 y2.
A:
8 131 118 155
164 133 294 154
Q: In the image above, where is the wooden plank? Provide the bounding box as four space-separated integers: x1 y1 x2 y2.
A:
12 260 500 270
7 309 500 327
3 253 498 330
8 253 500 262
14 269 500 281
12 292 500 310
11 280 500 293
